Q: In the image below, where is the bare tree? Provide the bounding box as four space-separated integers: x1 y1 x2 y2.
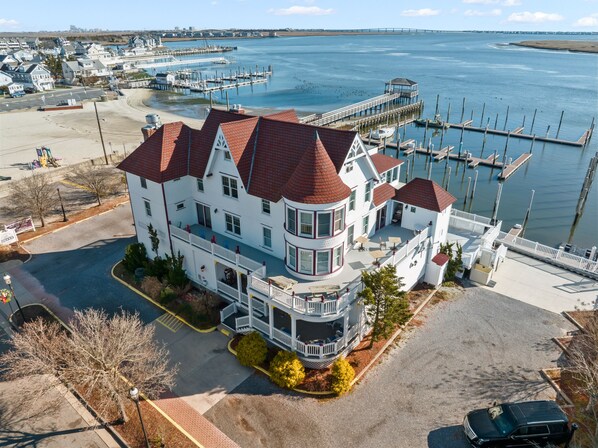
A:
68 164 118 206
567 314 598 446
0 309 177 422
9 171 58 227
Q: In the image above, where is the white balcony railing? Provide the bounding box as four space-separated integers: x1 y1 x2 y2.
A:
220 302 237 322
217 281 239 300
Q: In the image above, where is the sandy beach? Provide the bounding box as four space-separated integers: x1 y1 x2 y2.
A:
0 89 205 183
510 40 598 54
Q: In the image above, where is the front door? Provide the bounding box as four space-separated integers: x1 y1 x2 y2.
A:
196 203 212 228
376 206 387 231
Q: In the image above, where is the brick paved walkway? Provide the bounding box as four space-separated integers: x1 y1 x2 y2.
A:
156 391 239 448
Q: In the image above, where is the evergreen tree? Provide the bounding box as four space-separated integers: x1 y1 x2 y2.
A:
358 265 411 348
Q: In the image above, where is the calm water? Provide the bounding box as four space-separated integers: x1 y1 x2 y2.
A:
149 33 598 249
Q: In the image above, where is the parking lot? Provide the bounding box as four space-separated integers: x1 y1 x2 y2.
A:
205 287 574 448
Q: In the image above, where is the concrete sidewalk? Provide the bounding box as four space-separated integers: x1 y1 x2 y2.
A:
482 252 598 314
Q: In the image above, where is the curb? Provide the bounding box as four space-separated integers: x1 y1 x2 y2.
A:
111 261 218 334
350 287 438 387
226 338 336 397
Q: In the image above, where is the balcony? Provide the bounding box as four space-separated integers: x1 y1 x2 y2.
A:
172 222 429 318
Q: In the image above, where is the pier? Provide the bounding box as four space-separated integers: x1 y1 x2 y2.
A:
431 120 593 148
153 67 272 94
498 153 533 180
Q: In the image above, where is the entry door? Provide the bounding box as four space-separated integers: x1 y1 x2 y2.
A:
196 203 212 228
376 206 387 231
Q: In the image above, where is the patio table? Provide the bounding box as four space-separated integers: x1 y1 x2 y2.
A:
388 236 402 250
369 250 387 264
355 235 369 251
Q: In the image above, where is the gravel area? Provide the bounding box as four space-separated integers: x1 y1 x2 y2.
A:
205 286 575 448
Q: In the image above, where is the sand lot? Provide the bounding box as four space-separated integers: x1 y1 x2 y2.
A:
0 89 205 182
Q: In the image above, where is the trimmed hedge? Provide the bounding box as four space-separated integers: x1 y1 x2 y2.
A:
269 351 305 389
236 332 268 367
330 358 355 396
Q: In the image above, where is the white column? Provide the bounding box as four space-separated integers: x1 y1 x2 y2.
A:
248 294 253 329
291 316 297 350
268 304 274 339
236 272 242 303
343 313 350 348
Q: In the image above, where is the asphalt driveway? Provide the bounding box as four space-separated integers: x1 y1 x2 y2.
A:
204 287 574 448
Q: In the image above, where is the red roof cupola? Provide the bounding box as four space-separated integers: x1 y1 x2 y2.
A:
281 131 351 205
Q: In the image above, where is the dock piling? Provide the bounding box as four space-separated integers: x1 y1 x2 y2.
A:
494 113 499 130
445 166 451 191
479 102 486 127
446 102 451 124
460 97 466 124
500 131 511 178
530 108 537 134
530 134 536 153
503 106 510 131
464 177 471 206
481 126 488 157
471 170 478 199
556 110 564 139
521 189 535 236
434 94 439 116
491 182 503 225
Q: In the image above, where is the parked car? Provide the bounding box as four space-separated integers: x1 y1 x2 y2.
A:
463 400 578 447
10 91 25 98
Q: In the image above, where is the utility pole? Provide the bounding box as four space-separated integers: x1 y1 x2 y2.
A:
93 102 109 165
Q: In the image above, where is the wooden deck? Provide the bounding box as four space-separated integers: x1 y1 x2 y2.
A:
498 153 533 180
468 153 498 168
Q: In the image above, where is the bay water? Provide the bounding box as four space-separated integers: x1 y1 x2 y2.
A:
148 33 598 249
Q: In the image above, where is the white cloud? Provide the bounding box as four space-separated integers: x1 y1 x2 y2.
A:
574 13 598 27
462 0 520 5
465 8 502 16
401 8 441 17
0 18 18 28
268 6 334 16
507 11 564 23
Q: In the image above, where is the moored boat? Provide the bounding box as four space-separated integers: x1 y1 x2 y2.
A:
370 127 395 140
415 113 450 129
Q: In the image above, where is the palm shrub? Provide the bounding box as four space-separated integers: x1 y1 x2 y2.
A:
269 351 305 389
123 243 147 273
330 358 355 396
236 332 268 367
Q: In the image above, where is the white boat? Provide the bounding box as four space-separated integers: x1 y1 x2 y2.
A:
370 127 395 140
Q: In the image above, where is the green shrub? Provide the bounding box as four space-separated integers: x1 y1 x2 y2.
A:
145 256 168 281
159 287 177 305
330 358 355 396
236 332 268 367
269 351 305 389
165 252 188 288
123 243 148 273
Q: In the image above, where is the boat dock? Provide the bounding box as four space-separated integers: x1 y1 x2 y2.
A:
468 153 498 168
498 153 533 180
433 145 455 161
444 121 592 147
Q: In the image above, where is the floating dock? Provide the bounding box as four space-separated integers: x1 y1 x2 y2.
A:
498 153 533 180
441 121 592 148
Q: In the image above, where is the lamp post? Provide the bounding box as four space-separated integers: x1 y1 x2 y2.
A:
129 387 150 448
3 274 26 325
57 188 68 222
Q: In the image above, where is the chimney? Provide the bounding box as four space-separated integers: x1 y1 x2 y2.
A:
142 125 156 141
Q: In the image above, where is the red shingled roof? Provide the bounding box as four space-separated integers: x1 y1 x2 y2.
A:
432 252 450 266
263 109 299 123
118 122 191 183
118 109 358 203
394 178 457 212
280 134 351 204
373 183 397 207
370 153 404 175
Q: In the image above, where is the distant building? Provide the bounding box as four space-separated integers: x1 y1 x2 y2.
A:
155 73 175 86
0 71 24 96
127 34 162 51
62 59 111 85
0 38 29 53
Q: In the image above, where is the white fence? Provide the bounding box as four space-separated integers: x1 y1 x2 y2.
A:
497 232 598 279
217 281 239 300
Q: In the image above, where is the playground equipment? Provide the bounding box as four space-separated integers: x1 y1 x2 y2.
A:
30 146 60 170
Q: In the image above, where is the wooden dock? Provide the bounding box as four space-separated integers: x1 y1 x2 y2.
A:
498 153 533 180
468 153 498 168
443 121 591 147
433 145 455 161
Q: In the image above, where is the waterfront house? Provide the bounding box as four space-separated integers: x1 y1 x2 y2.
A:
0 71 23 96
8 63 54 91
119 109 500 368
62 59 112 85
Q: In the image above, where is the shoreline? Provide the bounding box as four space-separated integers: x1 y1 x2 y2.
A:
0 89 205 183
510 40 598 54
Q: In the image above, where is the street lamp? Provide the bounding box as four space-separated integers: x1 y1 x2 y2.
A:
129 387 150 448
3 274 26 325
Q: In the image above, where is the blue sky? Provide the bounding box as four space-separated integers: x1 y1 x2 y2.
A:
1 0 597 32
